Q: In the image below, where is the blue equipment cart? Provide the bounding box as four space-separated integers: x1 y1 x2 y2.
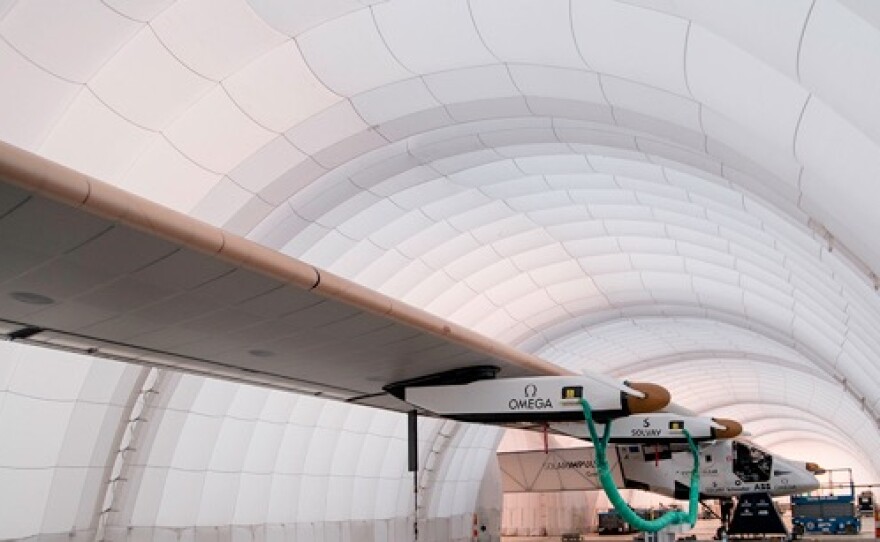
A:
791 468 861 536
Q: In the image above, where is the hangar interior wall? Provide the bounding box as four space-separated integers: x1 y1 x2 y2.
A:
0 342 504 542
3 0 880 540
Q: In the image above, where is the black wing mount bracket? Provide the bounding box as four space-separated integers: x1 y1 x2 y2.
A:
383 365 501 401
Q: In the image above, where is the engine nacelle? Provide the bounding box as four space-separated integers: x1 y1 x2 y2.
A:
387 367 670 424
551 413 742 443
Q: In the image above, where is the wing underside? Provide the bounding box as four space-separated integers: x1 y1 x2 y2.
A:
0 142 569 412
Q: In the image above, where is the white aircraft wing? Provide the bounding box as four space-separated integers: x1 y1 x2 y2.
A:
0 142 584 411
0 142 669 416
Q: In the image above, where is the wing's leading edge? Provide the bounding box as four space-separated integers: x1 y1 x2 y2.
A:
0 141 673 417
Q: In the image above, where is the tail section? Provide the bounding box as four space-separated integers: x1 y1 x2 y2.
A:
498 447 625 492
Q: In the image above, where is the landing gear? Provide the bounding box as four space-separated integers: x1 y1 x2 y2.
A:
720 497 734 530
712 497 734 540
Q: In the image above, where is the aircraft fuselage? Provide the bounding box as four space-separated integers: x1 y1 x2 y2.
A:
499 439 819 499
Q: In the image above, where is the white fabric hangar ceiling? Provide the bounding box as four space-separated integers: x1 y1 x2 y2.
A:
2 0 880 539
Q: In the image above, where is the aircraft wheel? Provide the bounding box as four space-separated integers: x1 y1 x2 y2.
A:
844 524 857 535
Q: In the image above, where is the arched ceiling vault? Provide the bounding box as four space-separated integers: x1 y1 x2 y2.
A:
2 0 880 481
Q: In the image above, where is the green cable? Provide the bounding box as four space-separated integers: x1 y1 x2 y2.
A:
580 398 700 532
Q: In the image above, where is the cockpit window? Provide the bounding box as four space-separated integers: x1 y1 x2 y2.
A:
733 442 772 482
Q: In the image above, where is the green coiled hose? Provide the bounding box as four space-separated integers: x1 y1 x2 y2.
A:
580 398 700 532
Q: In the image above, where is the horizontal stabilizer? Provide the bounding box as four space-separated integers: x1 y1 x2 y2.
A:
498 447 622 492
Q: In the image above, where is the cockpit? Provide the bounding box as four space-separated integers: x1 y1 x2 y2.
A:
733 441 773 482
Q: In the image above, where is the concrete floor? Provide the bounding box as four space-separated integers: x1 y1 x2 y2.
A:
502 516 877 541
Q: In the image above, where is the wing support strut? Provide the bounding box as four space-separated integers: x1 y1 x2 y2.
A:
408 410 419 541
579 398 701 532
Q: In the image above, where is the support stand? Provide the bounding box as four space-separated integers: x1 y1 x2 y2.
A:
643 526 682 542
727 492 788 538
408 410 419 541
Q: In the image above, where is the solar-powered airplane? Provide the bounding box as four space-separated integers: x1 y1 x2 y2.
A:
0 142 819 516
